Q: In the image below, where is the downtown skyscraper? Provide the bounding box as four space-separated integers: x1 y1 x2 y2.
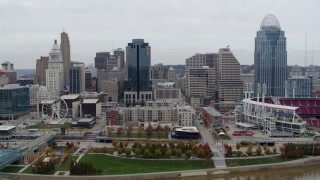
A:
60 31 70 88
124 39 152 106
254 14 287 97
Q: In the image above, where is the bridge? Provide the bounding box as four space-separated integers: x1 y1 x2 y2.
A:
0 131 56 169
0 148 21 170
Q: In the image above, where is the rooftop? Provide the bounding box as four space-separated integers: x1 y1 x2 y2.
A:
175 126 199 133
61 94 80 100
260 14 281 30
82 99 99 104
203 107 221 116
0 126 16 131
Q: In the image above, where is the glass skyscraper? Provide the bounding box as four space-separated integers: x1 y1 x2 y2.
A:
124 39 152 106
254 14 287 97
125 39 151 92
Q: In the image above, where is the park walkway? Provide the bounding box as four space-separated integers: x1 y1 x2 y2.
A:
194 120 226 168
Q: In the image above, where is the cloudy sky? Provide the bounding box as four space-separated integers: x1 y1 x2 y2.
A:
0 0 319 69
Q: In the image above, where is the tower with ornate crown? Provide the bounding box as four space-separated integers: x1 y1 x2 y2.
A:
46 40 64 97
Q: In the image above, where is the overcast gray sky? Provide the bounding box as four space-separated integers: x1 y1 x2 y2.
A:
0 0 319 69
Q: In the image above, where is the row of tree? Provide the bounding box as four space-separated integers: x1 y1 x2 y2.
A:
280 143 320 158
111 139 212 159
225 142 277 157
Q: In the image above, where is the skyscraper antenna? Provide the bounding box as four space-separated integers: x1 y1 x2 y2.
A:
112 42 114 52
62 28 65 32
304 31 308 67
311 43 313 65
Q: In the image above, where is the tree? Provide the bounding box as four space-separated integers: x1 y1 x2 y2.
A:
117 127 123 136
236 142 242 151
165 148 172 158
197 147 206 158
189 140 196 150
237 150 242 157
157 124 162 138
133 140 141 149
127 125 133 137
137 125 143 138
156 139 163 148
154 149 162 158
112 139 119 149
168 140 175 149
145 140 151 149
186 150 193 158
117 148 123 155
124 140 129 148
125 148 132 157
107 127 113 136
134 148 141 157
32 160 55 174
175 148 182 157
265 147 271 155
177 140 185 150
164 125 170 135
256 146 262 156
273 147 277 154
144 149 152 158
146 125 153 138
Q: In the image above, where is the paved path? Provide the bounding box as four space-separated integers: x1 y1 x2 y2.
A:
194 120 226 168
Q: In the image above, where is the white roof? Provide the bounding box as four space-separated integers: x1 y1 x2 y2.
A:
235 122 257 128
41 100 55 104
0 126 16 131
61 94 80 100
175 126 199 133
82 99 99 104
243 98 298 111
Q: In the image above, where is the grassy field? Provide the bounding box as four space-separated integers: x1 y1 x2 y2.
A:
226 156 303 167
55 156 79 172
80 154 214 175
0 166 23 173
110 133 168 139
22 166 33 174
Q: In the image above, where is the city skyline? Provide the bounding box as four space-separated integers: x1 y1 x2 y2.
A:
0 0 319 69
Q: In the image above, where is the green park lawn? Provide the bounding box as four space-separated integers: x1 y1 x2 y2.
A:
80 154 214 175
55 156 79 172
226 156 304 167
110 133 168 139
0 166 23 173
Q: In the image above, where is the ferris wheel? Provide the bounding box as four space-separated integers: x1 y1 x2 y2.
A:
41 97 68 124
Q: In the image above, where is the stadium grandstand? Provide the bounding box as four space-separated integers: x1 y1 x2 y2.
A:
235 96 320 137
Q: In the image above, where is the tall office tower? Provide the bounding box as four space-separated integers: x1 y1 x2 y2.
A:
185 53 218 98
114 48 125 69
85 65 97 92
0 61 17 84
106 55 121 70
124 39 152 106
218 47 243 101
35 56 49 85
69 62 85 94
188 67 215 99
254 14 287 97
60 31 70 87
1 61 14 71
46 40 64 97
94 52 110 70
